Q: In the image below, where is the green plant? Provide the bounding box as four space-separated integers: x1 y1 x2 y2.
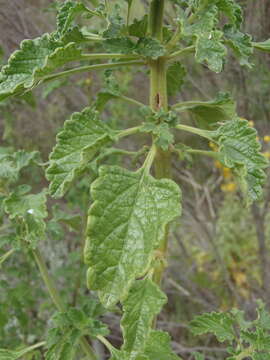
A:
0 0 270 359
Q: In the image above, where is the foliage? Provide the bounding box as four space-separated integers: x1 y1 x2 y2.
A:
0 0 269 360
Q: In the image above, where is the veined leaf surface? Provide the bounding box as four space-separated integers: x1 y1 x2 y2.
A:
214 119 268 203
84 165 181 308
46 107 114 198
0 34 84 101
121 279 167 358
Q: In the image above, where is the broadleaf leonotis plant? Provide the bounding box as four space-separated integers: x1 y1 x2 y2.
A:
0 1 269 359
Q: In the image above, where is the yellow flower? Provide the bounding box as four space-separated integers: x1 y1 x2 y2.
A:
214 160 222 169
222 167 232 179
209 141 218 151
248 120 254 127
221 182 237 193
264 135 270 143
263 151 270 159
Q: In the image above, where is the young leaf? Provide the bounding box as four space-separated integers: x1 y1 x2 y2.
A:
4 188 47 248
0 34 84 101
213 119 268 203
84 165 181 308
167 62 186 97
46 304 108 360
0 149 39 184
195 31 227 73
224 25 253 67
56 1 94 38
46 107 115 198
144 330 182 360
190 311 235 342
216 0 243 28
129 16 148 38
121 279 167 357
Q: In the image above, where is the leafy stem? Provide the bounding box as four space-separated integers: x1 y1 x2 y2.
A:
32 248 98 360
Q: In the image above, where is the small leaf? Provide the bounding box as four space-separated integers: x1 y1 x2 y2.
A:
216 0 243 28
224 25 253 67
213 118 268 203
190 311 235 342
135 38 166 59
84 165 181 308
144 330 181 360
129 16 148 38
121 279 167 358
167 62 186 97
56 1 93 38
4 188 47 248
46 107 114 198
195 31 227 73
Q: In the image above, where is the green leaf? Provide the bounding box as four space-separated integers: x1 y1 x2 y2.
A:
129 16 148 38
195 31 227 73
84 165 181 308
190 311 235 342
0 34 84 101
56 1 93 38
224 25 253 67
46 107 114 198
167 62 186 97
216 0 243 28
4 188 47 248
135 38 166 59
0 149 39 184
213 119 268 203
255 300 270 331
253 39 270 52
46 304 108 360
144 330 181 360
240 330 270 352
176 92 236 129
121 279 167 357
103 37 135 53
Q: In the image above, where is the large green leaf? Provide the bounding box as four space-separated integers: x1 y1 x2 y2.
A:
4 187 47 248
46 107 115 198
213 119 268 203
190 311 235 342
84 165 181 308
0 34 85 101
121 279 167 358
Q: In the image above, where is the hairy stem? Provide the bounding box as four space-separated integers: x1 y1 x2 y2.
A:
32 249 98 360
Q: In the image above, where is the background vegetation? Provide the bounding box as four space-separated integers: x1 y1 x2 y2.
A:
0 0 270 358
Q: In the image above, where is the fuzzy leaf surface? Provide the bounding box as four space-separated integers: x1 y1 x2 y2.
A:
4 187 47 248
121 279 167 358
190 312 235 342
214 119 268 203
84 165 181 308
46 107 114 198
144 330 182 360
0 34 85 101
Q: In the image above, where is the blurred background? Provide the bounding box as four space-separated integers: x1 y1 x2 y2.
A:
0 0 270 359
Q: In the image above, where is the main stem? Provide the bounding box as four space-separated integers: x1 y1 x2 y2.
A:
149 0 171 284
32 249 98 360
